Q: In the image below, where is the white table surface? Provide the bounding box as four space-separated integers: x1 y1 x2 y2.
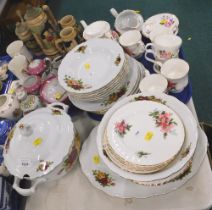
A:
25 99 212 210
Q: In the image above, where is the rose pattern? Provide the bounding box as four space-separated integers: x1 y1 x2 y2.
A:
64 75 92 90
92 170 115 187
149 109 177 138
115 120 132 137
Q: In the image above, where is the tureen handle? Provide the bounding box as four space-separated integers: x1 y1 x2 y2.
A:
13 176 46 196
47 102 69 113
110 8 119 18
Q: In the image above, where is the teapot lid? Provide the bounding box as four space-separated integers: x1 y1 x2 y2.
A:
24 5 42 20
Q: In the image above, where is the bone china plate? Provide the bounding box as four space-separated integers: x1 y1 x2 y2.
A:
58 38 125 94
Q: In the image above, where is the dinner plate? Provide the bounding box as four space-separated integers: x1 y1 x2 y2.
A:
69 56 144 112
80 126 207 198
3 107 74 179
142 13 179 38
97 93 198 182
106 100 185 169
58 38 125 94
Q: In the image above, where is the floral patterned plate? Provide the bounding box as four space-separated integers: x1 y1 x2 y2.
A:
80 126 207 198
97 93 198 182
142 13 179 38
58 38 125 94
106 100 185 172
69 56 144 113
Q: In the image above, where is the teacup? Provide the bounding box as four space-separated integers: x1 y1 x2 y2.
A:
149 24 175 42
145 34 182 64
110 8 144 34
139 74 168 93
157 58 189 93
119 30 145 57
81 20 113 40
55 27 78 53
8 55 29 82
6 40 33 62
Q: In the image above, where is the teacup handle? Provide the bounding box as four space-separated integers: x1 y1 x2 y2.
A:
110 8 119 18
55 39 65 53
80 20 88 29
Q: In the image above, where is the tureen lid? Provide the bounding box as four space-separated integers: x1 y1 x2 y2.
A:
3 104 75 179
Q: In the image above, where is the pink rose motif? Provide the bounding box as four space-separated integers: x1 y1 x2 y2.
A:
115 120 132 137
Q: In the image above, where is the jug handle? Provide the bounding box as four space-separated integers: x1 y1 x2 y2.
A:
13 176 46 196
80 20 88 29
110 8 118 18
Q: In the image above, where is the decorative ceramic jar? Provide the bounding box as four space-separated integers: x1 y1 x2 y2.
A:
0 94 22 120
20 95 42 115
3 102 80 196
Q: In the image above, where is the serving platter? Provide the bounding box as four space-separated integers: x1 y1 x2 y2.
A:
80 126 207 198
97 93 198 182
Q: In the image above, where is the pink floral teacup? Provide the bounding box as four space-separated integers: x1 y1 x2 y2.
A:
145 34 182 64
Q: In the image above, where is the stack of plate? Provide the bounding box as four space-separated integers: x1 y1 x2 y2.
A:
96 92 199 186
58 38 146 114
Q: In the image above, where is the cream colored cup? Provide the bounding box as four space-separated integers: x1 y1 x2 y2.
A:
6 40 33 62
145 34 182 64
8 55 29 82
119 30 145 57
139 74 168 93
81 20 112 40
158 58 189 93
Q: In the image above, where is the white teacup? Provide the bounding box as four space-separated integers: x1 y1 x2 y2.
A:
110 8 144 34
158 58 189 93
8 55 29 82
6 40 33 62
119 30 145 57
81 20 113 40
139 74 168 93
145 34 182 65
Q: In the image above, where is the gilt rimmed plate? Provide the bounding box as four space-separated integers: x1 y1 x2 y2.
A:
97 93 198 182
142 13 179 38
3 106 74 179
106 100 185 169
80 126 207 198
69 56 143 112
58 38 125 94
